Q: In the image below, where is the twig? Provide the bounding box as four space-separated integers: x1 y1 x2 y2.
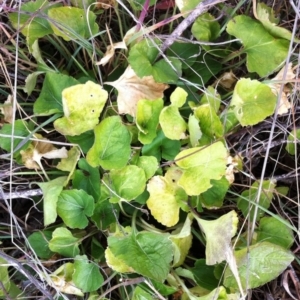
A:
0 188 43 200
159 0 227 54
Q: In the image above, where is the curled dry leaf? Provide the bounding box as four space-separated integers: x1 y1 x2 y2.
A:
105 66 169 116
21 134 68 169
268 63 296 115
0 95 15 124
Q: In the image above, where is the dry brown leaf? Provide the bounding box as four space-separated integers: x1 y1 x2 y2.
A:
0 95 15 123
105 66 169 116
268 63 296 115
21 134 68 169
217 70 238 90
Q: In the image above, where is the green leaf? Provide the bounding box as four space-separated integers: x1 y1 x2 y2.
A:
224 242 294 290
73 158 101 201
175 0 199 13
136 98 163 144
175 142 228 195
8 0 60 50
66 130 94 153
57 189 95 229
48 6 98 41
199 177 230 209
195 210 238 265
256 216 294 249
190 259 219 290
170 87 188 107
0 257 10 297
128 39 182 83
91 199 118 230
147 167 187 227
37 176 67 226
34 73 79 115
107 165 146 202
167 42 200 69
53 81 108 136
227 15 289 76
199 86 221 112
135 156 158 180
230 78 276 126
170 214 193 267
183 53 221 87
105 247 134 273
285 128 300 155
142 130 181 161
108 231 173 281
188 114 202 147
87 116 131 169
27 231 54 259
192 13 220 50
73 255 104 292
0 120 32 157
194 104 224 141
49 227 80 257
237 180 276 222
132 286 153 300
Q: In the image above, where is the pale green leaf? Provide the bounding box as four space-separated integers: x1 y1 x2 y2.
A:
170 87 188 107
108 231 173 281
200 86 221 112
37 176 67 226
108 165 146 201
87 116 131 169
57 189 95 229
230 78 276 126
227 15 289 76
160 106 187 140
194 104 224 140
73 255 104 292
132 286 153 300
49 227 80 257
105 248 135 273
195 211 238 265
224 242 294 290
135 156 158 180
170 214 193 267
54 81 108 136
188 114 202 147
147 167 187 227
256 2 299 42
136 98 163 144
48 7 98 41
175 142 228 195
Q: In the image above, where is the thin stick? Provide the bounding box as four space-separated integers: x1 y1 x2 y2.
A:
159 0 227 54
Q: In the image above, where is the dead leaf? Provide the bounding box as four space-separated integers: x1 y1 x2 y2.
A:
105 66 169 116
217 70 238 90
21 134 68 169
0 95 15 123
268 63 296 115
